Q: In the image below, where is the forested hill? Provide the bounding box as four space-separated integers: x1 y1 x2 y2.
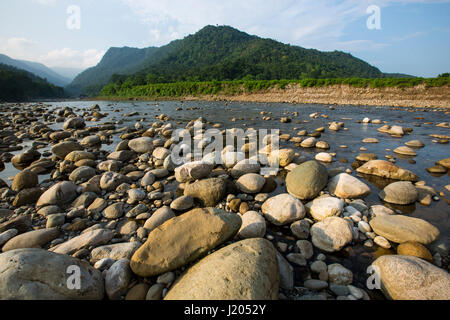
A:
68 25 385 96
0 64 66 101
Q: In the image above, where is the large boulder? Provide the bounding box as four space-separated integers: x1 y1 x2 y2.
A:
372 255 450 300
11 170 38 192
50 229 114 255
130 208 241 277
51 141 83 160
379 181 418 205
128 137 154 153
0 248 104 299
310 217 353 252
286 161 328 200
174 161 213 183
369 215 439 244
36 181 79 209
183 178 227 207
2 228 60 252
261 193 305 226
164 238 279 300
356 160 418 181
305 196 344 221
327 173 371 199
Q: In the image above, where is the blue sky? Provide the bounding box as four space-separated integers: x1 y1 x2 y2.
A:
0 0 449 77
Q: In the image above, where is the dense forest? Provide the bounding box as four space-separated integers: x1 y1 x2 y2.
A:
69 25 389 96
100 75 450 99
0 64 66 101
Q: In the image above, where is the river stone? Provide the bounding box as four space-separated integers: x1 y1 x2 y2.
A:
262 193 306 226
277 251 294 290
46 214 65 228
72 192 97 208
306 197 344 221
105 258 133 300
372 255 450 300
80 135 100 147
63 117 85 130
2 228 60 252
140 171 155 187
436 158 450 169
369 215 439 244
356 160 418 181
0 248 104 299
369 205 395 217
129 137 154 153
315 152 332 163
69 166 96 184
394 146 417 156
103 202 124 219
13 187 43 207
127 188 146 204
397 241 433 262
231 160 261 178
174 161 213 183
51 228 115 255
238 211 266 239
164 238 279 300
170 195 194 211
98 160 122 172
328 263 353 285
310 217 353 252
107 150 135 162
143 206 175 232
183 178 227 207
405 140 424 148
65 151 96 162
327 173 371 199
36 181 79 209
11 170 38 192
0 229 18 247
91 241 141 263
125 283 150 300
130 208 241 277
379 181 418 205
286 161 328 200
388 125 404 136
268 149 295 167
152 147 171 160
51 141 82 159
100 171 129 191
236 173 266 194
301 137 316 148
11 149 41 170
356 153 378 162
0 215 32 233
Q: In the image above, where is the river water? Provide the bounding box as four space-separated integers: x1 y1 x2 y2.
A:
1 100 449 298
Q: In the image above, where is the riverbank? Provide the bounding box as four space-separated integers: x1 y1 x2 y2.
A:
97 83 450 108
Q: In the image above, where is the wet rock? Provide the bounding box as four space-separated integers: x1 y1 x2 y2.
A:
310 217 353 252
394 146 417 156
236 173 266 194
51 141 82 160
11 149 41 169
405 140 424 148
306 196 344 221
369 215 439 244
268 149 295 167
164 238 279 300
63 117 85 130
184 178 227 207
238 211 266 239
0 249 102 301
356 160 418 181
131 208 241 277
262 193 306 226
397 241 433 262
129 137 154 153
315 152 332 163
11 170 38 192
327 173 371 199
2 228 60 252
174 161 213 183
379 181 418 205
36 181 79 209
372 255 450 300
286 161 328 200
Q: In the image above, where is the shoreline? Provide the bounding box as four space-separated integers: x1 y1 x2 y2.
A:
93 84 450 109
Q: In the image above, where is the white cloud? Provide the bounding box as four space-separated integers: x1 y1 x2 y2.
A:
0 37 105 69
122 0 450 51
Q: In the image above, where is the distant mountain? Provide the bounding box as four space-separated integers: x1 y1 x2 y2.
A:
0 63 65 101
51 67 84 81
384 73 416 78
69 25 387 96
0 53 71 87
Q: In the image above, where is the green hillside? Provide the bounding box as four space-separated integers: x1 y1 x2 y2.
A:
69 25 386 96
0 63 65 101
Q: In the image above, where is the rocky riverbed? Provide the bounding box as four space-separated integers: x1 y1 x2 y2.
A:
0 100 449 300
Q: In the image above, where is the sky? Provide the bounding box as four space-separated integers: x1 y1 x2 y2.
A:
0 0 449 77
